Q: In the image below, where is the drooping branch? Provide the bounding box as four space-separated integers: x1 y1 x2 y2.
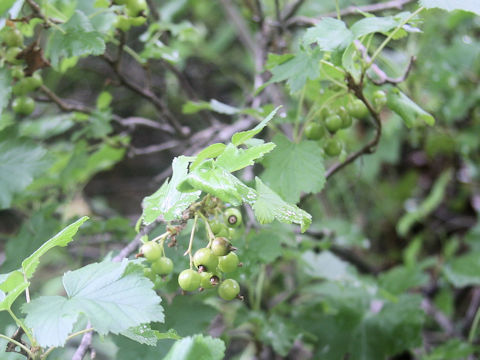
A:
287 0 416 26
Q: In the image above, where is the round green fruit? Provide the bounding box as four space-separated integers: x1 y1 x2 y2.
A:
193 248 218 272
210 221 226 236
373 90 387 109
218 252 239 273
3 28 23 47
338 106 353 129
12 96 34 115
13 73 42 96
218 279 240 300
5 47 22 64
211 237 232 256
140 241 162 262
115 15 132 32
143 268 156 282
200 272 218 289
126 0 147 16
325 114 343 133
304 122 326 140
151 257 173 275
130 16 147 27
347 99 369 119
324 138 342 157
178 269 201 291
11 67 24 80
224 208 242 228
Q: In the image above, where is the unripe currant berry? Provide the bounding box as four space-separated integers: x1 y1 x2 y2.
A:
325 114 342 133
347 99 369 119
193 248 219 272
218 252 239 273
211 237 232 256
304 122 326 140
178 269 201 291
218 279 240 300
199 271 218 289
324 138 342 157
140 241 162 262
224 208 242 228
151 257 174 275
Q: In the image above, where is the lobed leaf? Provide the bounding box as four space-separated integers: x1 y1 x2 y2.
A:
232 106 281 146
162 334 225 360
215 142 276 172
420 0 480 15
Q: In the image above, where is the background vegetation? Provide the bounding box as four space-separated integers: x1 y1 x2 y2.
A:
1 0 480 359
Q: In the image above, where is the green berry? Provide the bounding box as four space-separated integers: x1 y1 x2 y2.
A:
3 28 23 47
140 241 162 262
224 208 242 228
347 99 369 119
338 106 353 129
218 252 239 273
200 272 219 289
130 16 146 27
211 237 232 256
143 268 156 282
193 248 218 272
126 0 147 16
373 90 387 110
324 138 342 157
178 269 201 291
115 15 132 31
325 114 342 133
12 96 35 115
210 221 226 235
5 47 22 64
218 279 240 300
13 73 43 96
304 122 326 140
151 257 173 275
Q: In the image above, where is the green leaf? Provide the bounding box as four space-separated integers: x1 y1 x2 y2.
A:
397 170 451 236
22 216 88 279
162 335 225 360
247 228 283 263
24 260 164 347
232 106 280 146
261 134 325 203
0 270 28 311
0 0 17 17
268 49 322 92
190 143 226 171
443 251 480 287
420 0 480 15
96 91 113 110
378 265 429 295
182 99 239 115
142 156 201 224
423 339 478 360
0 131 48 209
0 67 12 116
46 10 106 68
121 325 181 346
177 159 257 206
252 177 312 232
259 315 297 356
215 142 276 172
350 13 411 38
300 251 354 281
303 18 353 51
387 88 435 128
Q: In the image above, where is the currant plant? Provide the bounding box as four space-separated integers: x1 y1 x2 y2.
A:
0 1 479 360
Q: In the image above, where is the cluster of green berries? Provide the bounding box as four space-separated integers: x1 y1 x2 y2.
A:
1 25 40 116
304 91 387 156
140 207 243 301
112 0 148 32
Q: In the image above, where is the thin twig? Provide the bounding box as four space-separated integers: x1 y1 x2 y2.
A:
71 322 92 360
287 0 415 26
219 0 257 55
421 299 456 336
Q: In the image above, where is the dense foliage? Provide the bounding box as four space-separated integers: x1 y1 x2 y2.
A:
1 0 480 359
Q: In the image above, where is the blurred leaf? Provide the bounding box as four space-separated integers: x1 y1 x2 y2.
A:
420 0 480 15
268 49 322 92
303 18 353 51
0 68 12 116
247 228 283 263
19 114 75 139
121 325 181 346
253 177 312 232
162 334 225 360
443 251 480 287
46 10 105 68
0 130 48 209
0 270 28 311
351 13 411 38
261 134 325 203
423 339 478 360
387 88 435 128
24 260 164 347
397 170 452 236
300 251 354 281
142 156 201 224
379 265 429 295
259 315 297 356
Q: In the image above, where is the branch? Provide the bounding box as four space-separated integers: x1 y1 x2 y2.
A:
421 299 456 336
287 0 415 26
40 85 91 113
281 0 307 22
71 322 92 360
103 54 187 136
354 41 416 85
25 0 63 26
325 74 382 180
